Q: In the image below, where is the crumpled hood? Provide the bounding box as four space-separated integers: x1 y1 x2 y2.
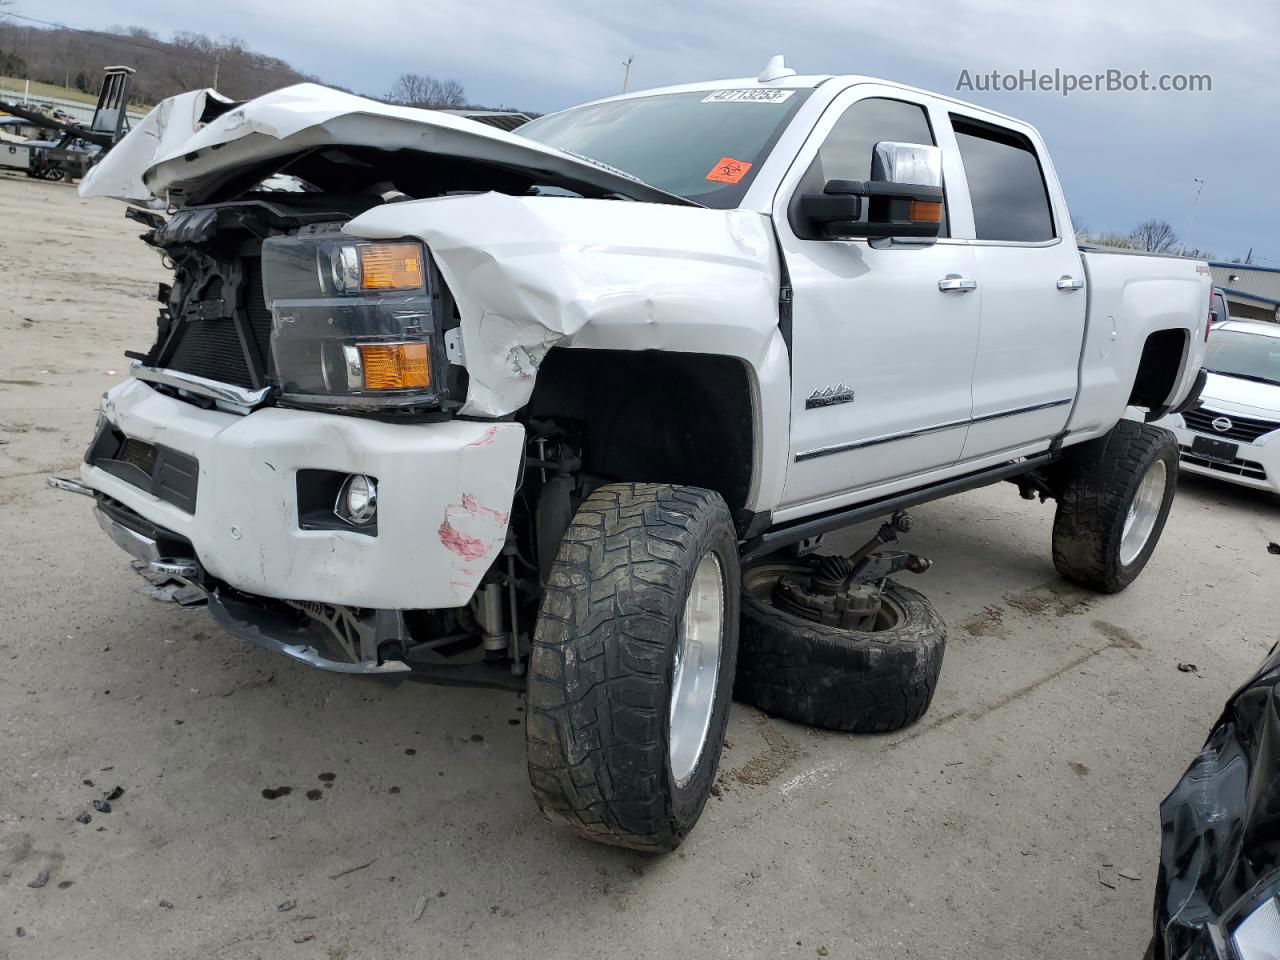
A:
80 83 690 208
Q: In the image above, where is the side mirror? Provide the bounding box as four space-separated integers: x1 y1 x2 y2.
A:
799 141 944 242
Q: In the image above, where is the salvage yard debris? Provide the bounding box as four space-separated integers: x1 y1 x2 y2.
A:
329 857 378 881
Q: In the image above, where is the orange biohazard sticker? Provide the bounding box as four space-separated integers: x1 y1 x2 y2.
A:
705 157 752 184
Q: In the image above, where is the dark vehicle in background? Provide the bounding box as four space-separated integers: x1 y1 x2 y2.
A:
1210 287 1231 327
1150 641 1280 959
0 66 135 182
23 136 99 182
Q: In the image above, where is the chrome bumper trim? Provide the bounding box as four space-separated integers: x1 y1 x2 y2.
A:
48 476 96 497
92 504 202 580
131 363 271 411
94 505 161 564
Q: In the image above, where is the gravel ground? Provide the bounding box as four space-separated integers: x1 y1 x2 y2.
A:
2 171 1278 959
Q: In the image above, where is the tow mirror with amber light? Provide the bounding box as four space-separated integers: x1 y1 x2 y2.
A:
799 141 944 243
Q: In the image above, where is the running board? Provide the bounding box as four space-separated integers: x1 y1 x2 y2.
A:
740 454 1054 562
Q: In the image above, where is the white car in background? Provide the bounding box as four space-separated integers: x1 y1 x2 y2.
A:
1158 319 1280 495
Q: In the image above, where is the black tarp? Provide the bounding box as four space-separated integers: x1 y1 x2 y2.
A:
1153 641 1280 957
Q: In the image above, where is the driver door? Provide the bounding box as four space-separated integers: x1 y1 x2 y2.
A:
775 89 981 512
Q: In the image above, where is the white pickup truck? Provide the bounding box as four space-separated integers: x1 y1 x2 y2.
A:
58 57 1209 851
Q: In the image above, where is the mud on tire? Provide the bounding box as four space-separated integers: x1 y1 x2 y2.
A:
525 482 740 851
1052 419 1179 593
735 565 946 733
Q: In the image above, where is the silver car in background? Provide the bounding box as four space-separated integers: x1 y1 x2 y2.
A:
1157 319 1280 495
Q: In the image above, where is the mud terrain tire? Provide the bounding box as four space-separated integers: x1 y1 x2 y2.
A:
525 483 740 851
1052 420 1179 593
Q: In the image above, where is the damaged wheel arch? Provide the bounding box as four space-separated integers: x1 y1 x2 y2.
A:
525 348 763 529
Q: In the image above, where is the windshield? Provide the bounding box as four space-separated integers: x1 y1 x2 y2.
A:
1205 329 1280 386
518 88 811 207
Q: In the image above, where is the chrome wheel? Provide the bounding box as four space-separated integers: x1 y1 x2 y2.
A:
1119 459 1167 566
668 551 725 787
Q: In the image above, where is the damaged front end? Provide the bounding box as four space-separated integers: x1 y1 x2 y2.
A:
64 82 782 687
128 200 464 416
1152 642 1280 959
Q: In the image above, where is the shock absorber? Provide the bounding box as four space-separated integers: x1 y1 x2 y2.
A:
478 582 506 659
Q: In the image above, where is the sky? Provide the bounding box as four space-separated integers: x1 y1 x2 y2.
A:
23 0 1280 262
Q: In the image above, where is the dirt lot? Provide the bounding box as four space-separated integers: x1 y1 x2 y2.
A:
2 171 1277 959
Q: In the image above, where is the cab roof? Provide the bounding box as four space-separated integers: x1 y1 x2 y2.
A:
562 67 1028 130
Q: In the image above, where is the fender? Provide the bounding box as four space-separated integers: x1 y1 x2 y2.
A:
347 193 793 512
1067 251 1211 443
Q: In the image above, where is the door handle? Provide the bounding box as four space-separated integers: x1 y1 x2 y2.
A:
1057 276 1085 291
938 276 977 293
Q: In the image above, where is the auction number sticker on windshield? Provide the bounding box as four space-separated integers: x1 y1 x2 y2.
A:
701 89 795 104
706 157 753 184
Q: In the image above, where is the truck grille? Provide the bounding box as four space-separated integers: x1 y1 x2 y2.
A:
1182 406 1280 444
161 257 270 391
168 315 254 387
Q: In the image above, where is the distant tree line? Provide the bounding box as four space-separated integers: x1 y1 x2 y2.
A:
0 24 540 119
387 73 467 109
1075 218 1215 260
383 72 539 116
0 22 315 104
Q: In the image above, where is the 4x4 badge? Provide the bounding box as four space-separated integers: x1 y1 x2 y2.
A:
806 383 856 409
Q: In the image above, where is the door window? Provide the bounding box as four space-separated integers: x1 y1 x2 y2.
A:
951 117 1055 242
791 97 947 237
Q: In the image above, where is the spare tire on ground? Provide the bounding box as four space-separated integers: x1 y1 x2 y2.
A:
734 561 946 733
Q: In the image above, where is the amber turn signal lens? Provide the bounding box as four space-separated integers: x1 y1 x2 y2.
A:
908 200 943 223
358 342 431 390
358 242 424 290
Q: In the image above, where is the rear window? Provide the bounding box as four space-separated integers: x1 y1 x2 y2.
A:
951 117 1054 243
518 89 811 208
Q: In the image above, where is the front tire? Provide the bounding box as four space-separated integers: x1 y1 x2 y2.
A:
525 483 740 851
1052 420 1179 593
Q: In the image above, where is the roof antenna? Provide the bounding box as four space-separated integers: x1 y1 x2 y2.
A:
757 55 796 83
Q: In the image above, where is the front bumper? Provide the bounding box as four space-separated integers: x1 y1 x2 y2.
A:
1155 414 1280 495
78 378 524 609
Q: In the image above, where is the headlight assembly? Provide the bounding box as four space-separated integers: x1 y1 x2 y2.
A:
262 232 451 413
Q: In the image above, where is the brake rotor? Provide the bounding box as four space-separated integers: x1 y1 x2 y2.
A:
771 558 883 630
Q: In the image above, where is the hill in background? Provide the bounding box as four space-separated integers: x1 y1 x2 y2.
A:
0 21 538 117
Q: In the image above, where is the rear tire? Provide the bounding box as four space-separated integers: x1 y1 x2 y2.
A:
525 483 740 851
1052 420 1179 593
735 565 946 733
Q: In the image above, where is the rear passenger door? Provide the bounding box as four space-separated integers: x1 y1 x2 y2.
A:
946 113 1088 461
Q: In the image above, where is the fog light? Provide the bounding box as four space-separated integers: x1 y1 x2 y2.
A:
335 474 378 525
